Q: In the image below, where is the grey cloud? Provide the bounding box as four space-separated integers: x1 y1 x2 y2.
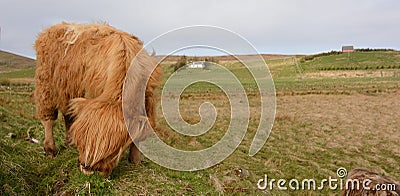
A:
0 0 399 58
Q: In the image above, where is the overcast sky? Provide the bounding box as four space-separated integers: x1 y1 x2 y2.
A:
0 0 399 58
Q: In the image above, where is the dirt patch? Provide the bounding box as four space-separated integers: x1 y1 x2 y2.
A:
8 78 34 84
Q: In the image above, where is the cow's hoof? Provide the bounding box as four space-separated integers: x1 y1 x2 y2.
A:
44 147 57 158
128 156 141 166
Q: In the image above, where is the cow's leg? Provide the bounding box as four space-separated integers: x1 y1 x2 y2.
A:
43 119 57 158
128 143 141 165
63 114 74 147
128 91 157 165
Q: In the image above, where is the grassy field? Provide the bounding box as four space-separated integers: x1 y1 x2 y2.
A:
300 51 400 71
0 51 399 195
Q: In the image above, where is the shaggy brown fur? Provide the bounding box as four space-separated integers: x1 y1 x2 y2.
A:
35 22 161 175
342 168 399 196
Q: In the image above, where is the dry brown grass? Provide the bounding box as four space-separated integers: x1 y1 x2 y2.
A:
152 91 400 194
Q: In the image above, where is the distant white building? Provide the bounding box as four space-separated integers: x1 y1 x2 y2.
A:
187 61 205 69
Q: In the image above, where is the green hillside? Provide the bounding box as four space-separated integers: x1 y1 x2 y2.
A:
300 51 400 71
0 50 36 72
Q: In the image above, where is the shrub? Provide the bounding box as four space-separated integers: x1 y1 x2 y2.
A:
301 50 343 62
355 48 395 52
0 78 11 86
170 55 188 71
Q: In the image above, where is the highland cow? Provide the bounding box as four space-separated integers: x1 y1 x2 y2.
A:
34 22 161 175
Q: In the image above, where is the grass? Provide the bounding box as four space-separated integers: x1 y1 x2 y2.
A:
0 68 35 79
0 52 400 195
169 57 400 95
274 77 400 94
300 51 400 71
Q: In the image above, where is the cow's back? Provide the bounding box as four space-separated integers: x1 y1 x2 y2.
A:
34 22 143 115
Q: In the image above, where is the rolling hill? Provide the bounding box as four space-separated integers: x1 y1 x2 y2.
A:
300 50 400 71
0 50 36 72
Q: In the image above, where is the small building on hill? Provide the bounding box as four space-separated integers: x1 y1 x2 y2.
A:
342 46 354 53
187 61 205 69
